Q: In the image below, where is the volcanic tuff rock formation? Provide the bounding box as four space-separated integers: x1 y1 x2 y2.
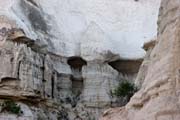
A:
0 0 160 120
101 0 180 120
0 26 142 119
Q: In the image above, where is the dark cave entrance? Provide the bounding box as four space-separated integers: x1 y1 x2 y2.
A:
108 59 142 74
67 57 87 69
67 56 87 97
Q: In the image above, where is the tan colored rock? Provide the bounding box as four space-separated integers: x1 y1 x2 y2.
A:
135 39 156 87
143 39 157 51
101 0 180 120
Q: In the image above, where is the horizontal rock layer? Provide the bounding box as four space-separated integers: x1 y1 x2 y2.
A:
0 18 143 120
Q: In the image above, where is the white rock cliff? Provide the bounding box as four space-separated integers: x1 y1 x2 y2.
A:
0 0 160 120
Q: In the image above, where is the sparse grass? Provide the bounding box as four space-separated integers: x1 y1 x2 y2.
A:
1 100 22 115
112 81 138 100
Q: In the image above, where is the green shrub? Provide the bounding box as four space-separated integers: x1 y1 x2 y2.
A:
1 100 22 115
113 81 138 99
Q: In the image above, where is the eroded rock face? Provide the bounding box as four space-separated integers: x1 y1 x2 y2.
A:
135 39 157 87
101 0 180 120
82 62 119 108
0 18 141 120
1 0 160 59
0 0 161 120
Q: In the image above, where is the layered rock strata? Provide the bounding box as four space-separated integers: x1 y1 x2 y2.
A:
0 16 143 120
0 0 161 119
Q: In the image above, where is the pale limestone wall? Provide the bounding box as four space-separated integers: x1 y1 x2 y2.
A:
0 0 160 59
0 0 161 119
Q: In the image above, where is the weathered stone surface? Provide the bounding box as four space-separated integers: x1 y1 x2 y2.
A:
101 0 180 120
0 36 44 99
4 0 160 59
135 39 157 87
82 62 119 108
0 0 161 120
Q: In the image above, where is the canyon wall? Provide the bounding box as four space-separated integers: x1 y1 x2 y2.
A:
101 0 180 120
2 0 161 59
0 0 160 119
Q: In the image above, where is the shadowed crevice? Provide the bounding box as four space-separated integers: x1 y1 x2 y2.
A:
108 59 142 74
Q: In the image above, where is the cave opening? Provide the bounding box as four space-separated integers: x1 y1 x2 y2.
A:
67 56 87 70
108 59 143 107
108 59 142 74
71 77 83 99
67 56 87 99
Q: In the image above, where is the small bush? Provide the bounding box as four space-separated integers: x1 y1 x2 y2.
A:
113 81 138 100
1 100 22 115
